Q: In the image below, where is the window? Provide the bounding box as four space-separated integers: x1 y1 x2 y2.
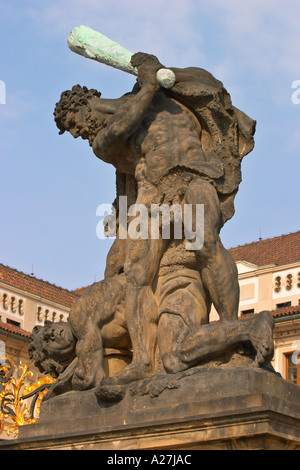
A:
6 318 21 328
18 299 24 316
274 276 281 293
241 308 255 315
286 274 293 291
285 352 300 385
10 297 16 313
37 306 42 322
2 293 8 310
276 301 291 309
0 339 5 357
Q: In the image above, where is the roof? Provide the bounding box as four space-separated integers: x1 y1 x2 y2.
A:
73 286 89 296
0 320 30 340
238 305 300 320
0 264 79 308
228 231 300 267
272 304 300 319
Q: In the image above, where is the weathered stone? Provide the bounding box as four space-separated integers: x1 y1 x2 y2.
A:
0 367 298 450
10 32 297 452
50 49 259 396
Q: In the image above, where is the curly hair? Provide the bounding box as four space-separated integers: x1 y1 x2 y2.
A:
54 84 102 145
28 321 76 378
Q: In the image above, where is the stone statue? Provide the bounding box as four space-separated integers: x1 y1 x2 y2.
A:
30 36 275 401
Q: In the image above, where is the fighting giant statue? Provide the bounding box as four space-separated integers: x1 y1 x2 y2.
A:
29 28 274 401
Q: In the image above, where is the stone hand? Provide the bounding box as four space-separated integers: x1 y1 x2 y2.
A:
131 52 176 90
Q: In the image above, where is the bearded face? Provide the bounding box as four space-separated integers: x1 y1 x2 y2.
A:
54 84 104 146
29 321 77 378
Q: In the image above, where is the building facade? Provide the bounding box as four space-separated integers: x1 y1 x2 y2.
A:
0 265 78 376
217 231 300 386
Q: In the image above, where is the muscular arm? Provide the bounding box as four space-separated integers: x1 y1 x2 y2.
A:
92 54 163 168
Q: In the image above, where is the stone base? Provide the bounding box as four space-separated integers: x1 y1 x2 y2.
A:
1 367 300 450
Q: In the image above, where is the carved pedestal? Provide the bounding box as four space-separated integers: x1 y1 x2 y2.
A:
1 367 299 450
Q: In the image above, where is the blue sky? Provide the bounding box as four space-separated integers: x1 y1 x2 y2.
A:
0 0 299 290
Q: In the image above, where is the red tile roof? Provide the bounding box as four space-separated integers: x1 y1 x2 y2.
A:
73 286 89 296
271 304 300 319
0 320 30 339
238 305 300 321
0 264 79 308
228 231 300 267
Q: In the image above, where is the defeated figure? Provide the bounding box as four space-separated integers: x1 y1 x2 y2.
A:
28 262 274 400
29 275 129 399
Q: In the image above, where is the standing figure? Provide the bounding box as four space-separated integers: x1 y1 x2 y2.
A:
54 52 256 386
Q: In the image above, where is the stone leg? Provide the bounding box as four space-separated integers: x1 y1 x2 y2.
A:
183 178 240 322
167 310 274 370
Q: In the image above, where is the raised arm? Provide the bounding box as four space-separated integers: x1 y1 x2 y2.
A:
92 53 164 165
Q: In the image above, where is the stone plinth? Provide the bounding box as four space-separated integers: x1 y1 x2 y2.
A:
1 367 299 450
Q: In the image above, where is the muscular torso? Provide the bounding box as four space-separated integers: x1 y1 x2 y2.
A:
94 90 223 183
133 92 207 184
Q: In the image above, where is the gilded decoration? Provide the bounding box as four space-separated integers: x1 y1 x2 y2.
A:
0 357 54 438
